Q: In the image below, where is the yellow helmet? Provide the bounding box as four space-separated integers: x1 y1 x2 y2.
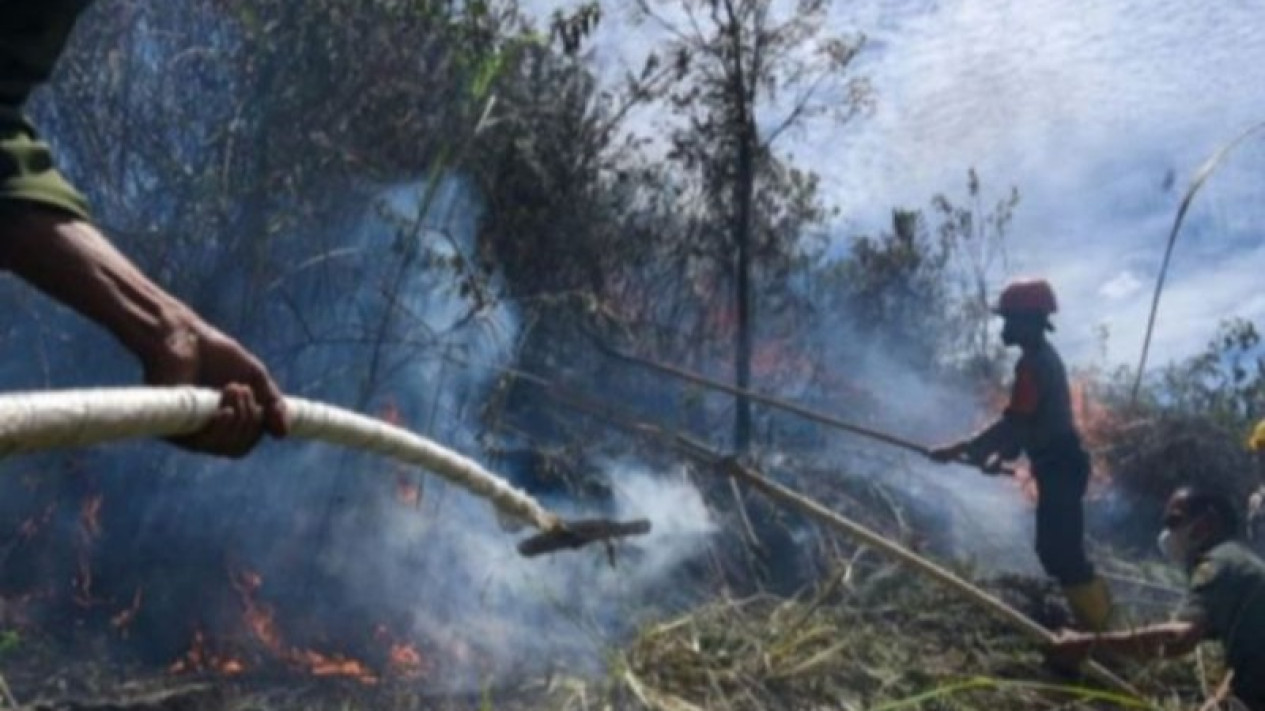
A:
1250 419 1265 452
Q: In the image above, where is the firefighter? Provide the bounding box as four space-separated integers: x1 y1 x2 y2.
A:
0 1 287 456
929 278 1112 630
1049 486 1265 711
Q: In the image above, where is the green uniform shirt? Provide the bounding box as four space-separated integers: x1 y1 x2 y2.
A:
1178 540 1265 707
0 0 94 219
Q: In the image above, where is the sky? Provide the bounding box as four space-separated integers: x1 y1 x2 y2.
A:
525 0 1265 371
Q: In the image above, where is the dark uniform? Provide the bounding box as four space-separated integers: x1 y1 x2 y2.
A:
965 339 1094 586
1177 540 1265 710
1 0 95 219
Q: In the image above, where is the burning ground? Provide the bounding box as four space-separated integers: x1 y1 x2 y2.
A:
0 328 1239 710
0 446 1221 711
0 179 1248 708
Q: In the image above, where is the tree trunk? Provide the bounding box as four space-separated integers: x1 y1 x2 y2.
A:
734 128 754 452
730 9 755 453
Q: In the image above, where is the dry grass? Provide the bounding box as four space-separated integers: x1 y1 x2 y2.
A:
0 438 1231 711
0 553 1225 711
598 565 1212 711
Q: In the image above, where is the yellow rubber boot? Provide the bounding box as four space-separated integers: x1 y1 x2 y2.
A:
1063 577 1113 632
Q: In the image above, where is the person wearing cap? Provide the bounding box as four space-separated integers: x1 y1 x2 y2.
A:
0 1 288 456
929 278 1112 630
1049 486 1265 711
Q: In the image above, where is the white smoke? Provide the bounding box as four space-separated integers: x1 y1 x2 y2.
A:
233 178 718 686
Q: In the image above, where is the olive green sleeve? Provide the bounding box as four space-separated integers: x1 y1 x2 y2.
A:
1176 559 1233 639
0 118 91 220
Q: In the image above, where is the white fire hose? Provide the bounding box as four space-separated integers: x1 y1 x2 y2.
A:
0 387 562 533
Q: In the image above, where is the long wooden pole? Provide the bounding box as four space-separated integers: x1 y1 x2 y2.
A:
598 344 931 455
596 345 1014 475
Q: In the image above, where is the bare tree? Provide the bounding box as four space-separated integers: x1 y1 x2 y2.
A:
631 0 871 451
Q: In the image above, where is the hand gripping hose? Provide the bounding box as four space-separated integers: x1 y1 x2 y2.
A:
0 387 647 552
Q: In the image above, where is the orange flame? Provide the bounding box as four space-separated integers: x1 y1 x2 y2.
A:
231 570 379 684
169 629 246 676
170 572 428 684
1068 377 1120 493
375 624 427 680
387 642 425 679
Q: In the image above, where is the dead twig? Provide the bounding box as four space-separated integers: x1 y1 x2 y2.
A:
0 669 17 710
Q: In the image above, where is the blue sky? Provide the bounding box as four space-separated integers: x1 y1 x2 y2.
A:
526 0 1265 371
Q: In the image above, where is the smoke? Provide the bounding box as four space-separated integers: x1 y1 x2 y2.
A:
869 458 1040 578
866 342 1035 571
211 178 720 684
748 294 1043 577
0 177 719 687
315 460 715 687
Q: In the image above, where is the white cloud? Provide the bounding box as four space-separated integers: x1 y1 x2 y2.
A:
824 0 1265 369
1099 270 1143 301
523 0 1265 371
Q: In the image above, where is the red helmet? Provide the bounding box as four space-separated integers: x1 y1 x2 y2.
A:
994 278 1057 316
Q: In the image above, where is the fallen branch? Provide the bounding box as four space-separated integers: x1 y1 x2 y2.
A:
0 668 18 710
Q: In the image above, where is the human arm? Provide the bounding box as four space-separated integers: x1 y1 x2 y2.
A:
929 360 1035 466
929 418 1020 466
1049 554 1225 669
1047 619 1205 667
0 209 288 455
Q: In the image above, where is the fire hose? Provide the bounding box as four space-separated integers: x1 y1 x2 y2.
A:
0 387 649 557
